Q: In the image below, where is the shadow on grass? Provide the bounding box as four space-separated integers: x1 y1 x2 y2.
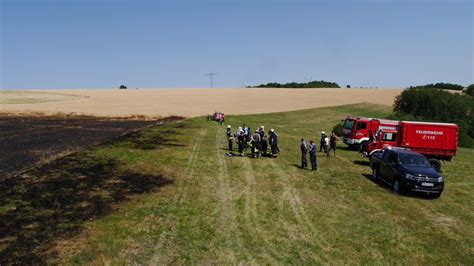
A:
353 160 370 166
0 150 173 264
112 129 186 150
361 174 439 200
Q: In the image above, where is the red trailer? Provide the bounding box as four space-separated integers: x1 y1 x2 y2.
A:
363 121 459 172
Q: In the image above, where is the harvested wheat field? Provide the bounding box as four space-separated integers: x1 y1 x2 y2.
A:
0 88 402 117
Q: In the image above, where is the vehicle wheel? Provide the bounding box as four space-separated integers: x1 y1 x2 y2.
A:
371 167 379 180
393 180 403 195
428 158 441 173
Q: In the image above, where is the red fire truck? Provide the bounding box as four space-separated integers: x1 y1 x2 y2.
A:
342 116 399 148
363 121 459 172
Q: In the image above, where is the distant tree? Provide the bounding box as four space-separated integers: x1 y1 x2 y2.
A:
464 84 474 97
253 80 340 88
119 85 128 89
408 82 464 91
346 85 351 88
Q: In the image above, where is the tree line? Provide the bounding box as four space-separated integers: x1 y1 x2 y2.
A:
408 82 465 91
391 84 474 148
253 80 340 88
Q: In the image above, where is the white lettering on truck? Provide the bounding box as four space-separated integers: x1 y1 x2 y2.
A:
415 130 444 135
416 130 443 140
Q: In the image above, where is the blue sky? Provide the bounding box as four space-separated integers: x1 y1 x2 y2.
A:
0 0 472 89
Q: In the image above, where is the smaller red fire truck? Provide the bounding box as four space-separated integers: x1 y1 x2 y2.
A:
362 121 459 172
342 116 399 148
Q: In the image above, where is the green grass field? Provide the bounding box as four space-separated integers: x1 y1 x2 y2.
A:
2 103 473 264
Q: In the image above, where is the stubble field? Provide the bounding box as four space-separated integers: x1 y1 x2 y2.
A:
0 88 402 117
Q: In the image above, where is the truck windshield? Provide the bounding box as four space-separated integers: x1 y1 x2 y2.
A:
343 119 355 130
397 153 430 167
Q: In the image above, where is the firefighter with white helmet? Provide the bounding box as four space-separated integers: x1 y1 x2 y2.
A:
320 131 327 152
269 128 279 157
226 125 234 152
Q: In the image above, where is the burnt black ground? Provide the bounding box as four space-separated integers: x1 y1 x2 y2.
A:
0 115 184 264
0 115 180 179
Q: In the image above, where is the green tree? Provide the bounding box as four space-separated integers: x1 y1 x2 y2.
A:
393 88 474 147
464 84 474 96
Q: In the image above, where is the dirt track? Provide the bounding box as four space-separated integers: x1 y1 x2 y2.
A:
0 88 402 117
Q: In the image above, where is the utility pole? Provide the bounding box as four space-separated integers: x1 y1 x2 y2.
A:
205 71 218 88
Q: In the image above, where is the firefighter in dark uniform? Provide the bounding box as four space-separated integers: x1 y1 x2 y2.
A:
300 138 308 168
251 130 262 158
237 127 245 156
258 126 268 156
320 131 327 152
309 140 317 171
226 125 234 152
329 131 339 156
269 129 279 157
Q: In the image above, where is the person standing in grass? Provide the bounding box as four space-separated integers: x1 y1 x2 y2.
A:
251 130 262 158
269 129 279 157
226 125 234 152
309 140 317 171
319 131 327 152
258 126 268 156
329 131 340 156
237 127 245 156
300 138 308 168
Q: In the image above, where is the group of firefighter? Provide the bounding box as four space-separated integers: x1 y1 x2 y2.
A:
226 124 280 158
300 131 340 171
225 123 340 172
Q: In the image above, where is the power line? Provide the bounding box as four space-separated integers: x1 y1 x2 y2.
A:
204 71 218 88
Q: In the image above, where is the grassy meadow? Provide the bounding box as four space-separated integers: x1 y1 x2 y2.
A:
2 103 473 264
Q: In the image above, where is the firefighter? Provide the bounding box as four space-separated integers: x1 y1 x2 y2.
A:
226 125 234 152
237 127 245 156
269 129 279 157
300 138 308 168
258 126 268 155
309 140 317 171
243 124 250 149
250 130 262 158
329 131 340 156
324 135 330 157
319 131 327 152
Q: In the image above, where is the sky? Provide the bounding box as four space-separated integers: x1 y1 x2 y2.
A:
0 0 472 89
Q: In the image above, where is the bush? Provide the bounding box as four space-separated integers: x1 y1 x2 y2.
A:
332 122 343 137
119 85 128 89
393 87 474 148
464 84 474 97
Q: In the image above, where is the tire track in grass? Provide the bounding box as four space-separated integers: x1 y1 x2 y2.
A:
240 157 280 263
150 128 207 264
214 128 250 262
174 128 207 204
268 160 329 259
